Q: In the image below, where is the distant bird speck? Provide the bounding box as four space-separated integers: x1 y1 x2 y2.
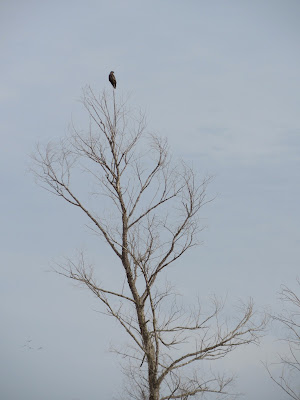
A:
109 71 116 89
21 338 43 351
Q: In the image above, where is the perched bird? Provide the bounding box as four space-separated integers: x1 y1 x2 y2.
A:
109 71 116 89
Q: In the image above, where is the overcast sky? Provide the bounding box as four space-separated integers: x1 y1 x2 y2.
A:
1 1 300 400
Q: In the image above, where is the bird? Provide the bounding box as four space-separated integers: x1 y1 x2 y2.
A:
109 71 116 89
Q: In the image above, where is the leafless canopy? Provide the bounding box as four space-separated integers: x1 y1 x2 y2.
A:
266 279 300 400
32 87 265 400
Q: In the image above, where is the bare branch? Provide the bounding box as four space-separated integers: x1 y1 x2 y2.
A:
266 279 300 399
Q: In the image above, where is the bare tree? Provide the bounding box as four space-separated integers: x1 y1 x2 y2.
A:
32 87 265 400
266 280 300 400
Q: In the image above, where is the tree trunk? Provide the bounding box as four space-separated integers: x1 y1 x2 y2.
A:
149 383 159 400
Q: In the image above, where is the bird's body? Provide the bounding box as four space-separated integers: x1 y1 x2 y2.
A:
109 71 116 88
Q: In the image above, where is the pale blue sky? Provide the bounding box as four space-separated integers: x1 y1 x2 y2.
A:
1 1 300 399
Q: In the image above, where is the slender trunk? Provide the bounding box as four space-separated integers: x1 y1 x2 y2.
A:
134 300 159 400
147 335 159 400
120 202 159 400
149 385 159 400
